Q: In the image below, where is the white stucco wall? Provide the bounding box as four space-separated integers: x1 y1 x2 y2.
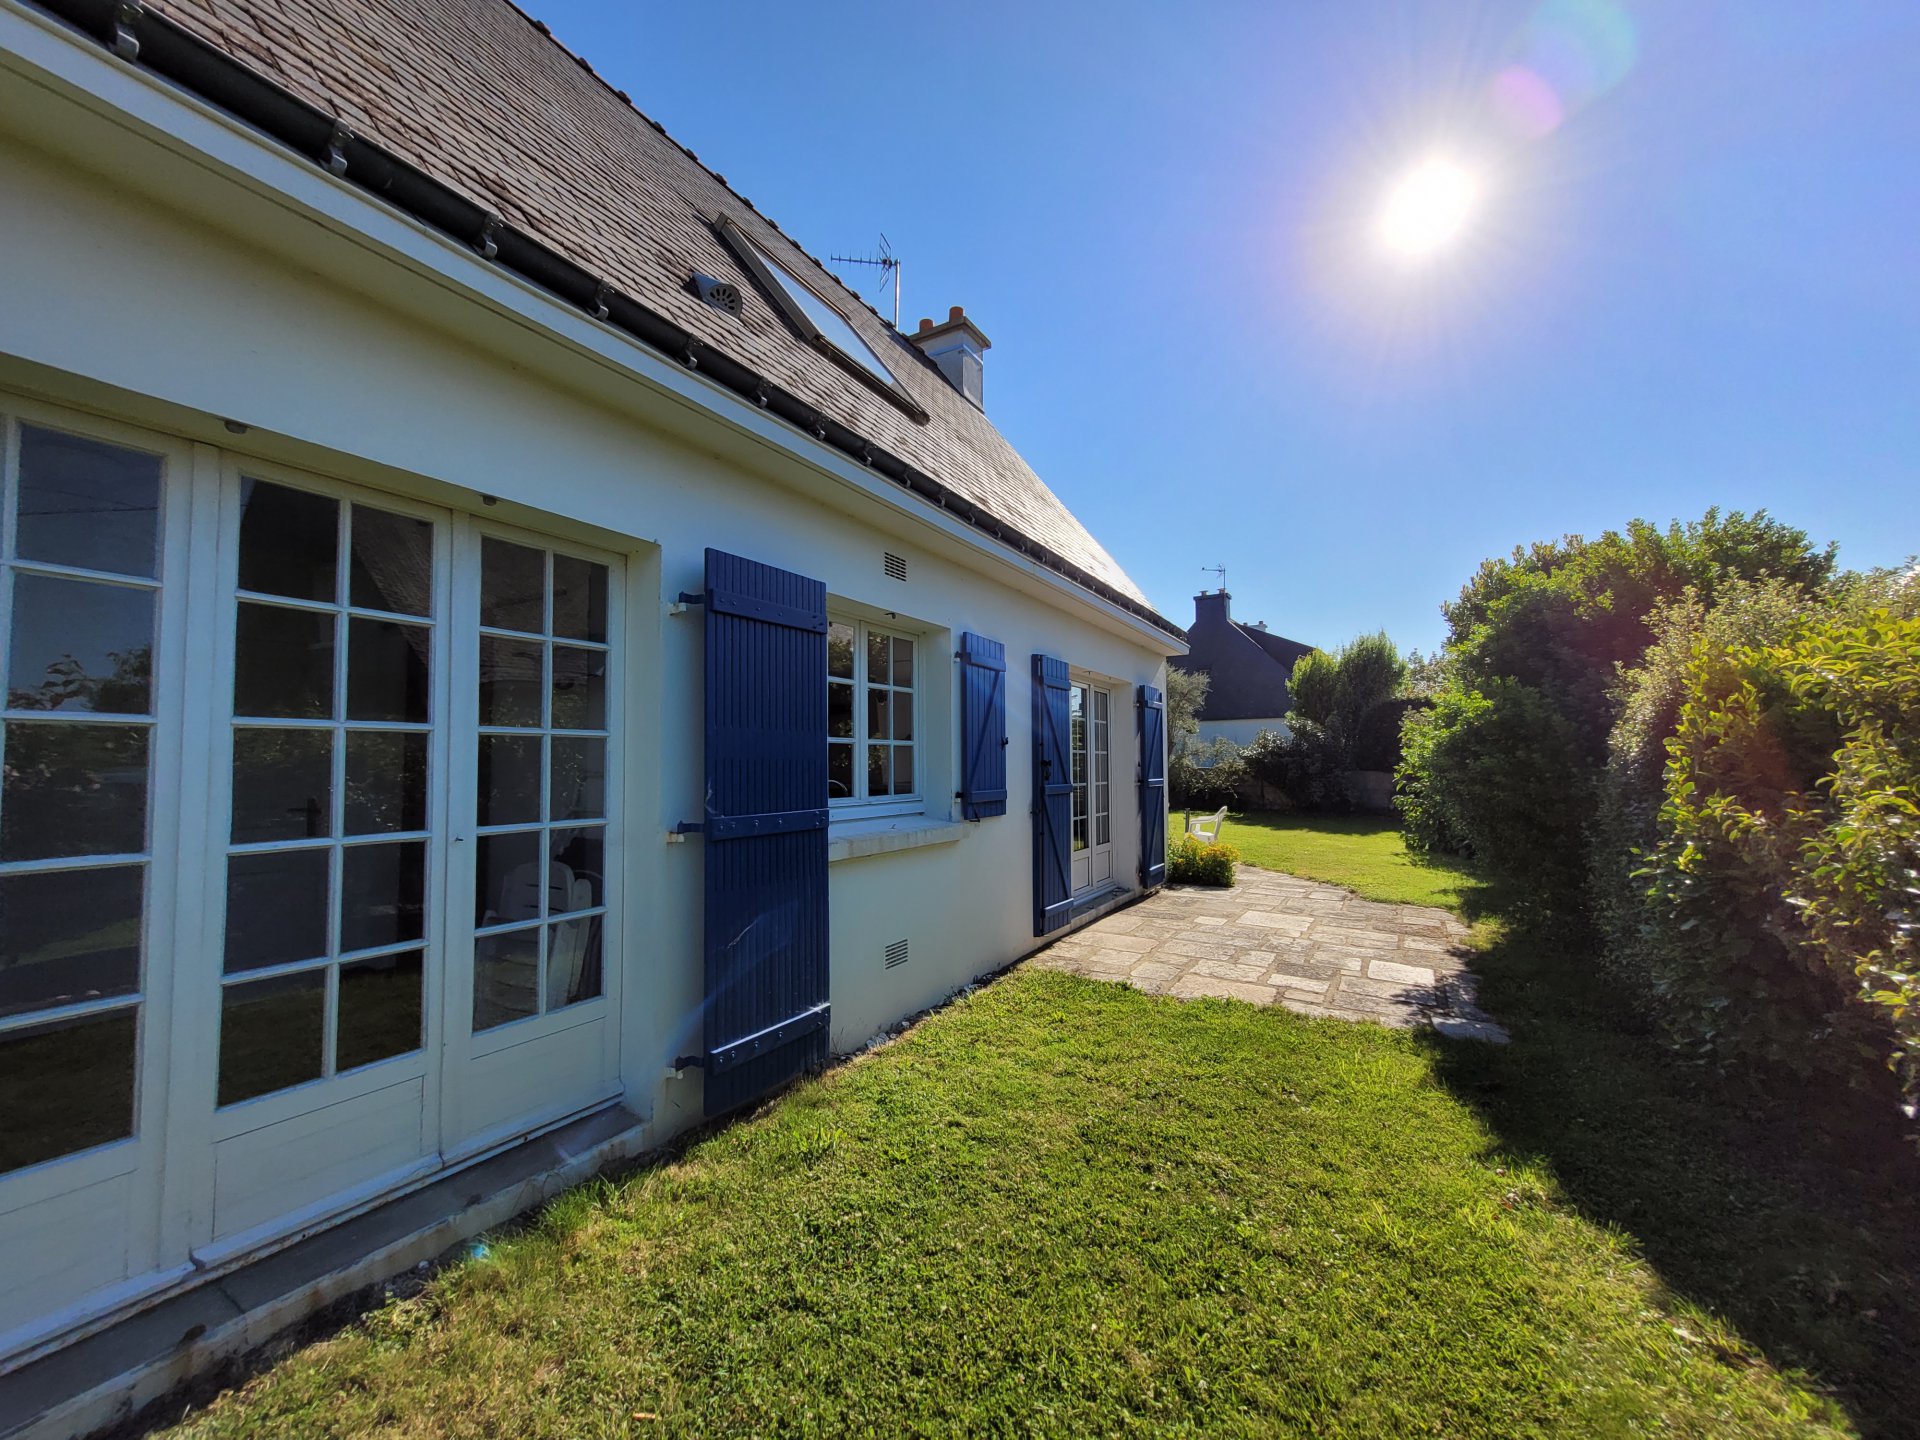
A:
0 9 1174 1172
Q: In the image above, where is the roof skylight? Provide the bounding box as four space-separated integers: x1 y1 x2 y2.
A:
749 239 899 385
714 218 925 420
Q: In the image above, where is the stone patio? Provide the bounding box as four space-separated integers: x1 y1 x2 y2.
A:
1031 867 1510 1042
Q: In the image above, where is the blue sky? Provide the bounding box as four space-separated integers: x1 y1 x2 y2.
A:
532 0 1918 652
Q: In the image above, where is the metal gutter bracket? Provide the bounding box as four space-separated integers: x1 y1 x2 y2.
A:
110 0 143 61
322 121 352 178
475 214 502 261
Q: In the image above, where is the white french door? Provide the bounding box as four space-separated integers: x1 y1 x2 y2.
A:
0 396 628 1359
1069 681 1113 895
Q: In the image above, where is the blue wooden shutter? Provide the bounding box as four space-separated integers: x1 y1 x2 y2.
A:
957 632 1007 820
1139 684 1167 888
701 548 830 1116
1031 653 1073 935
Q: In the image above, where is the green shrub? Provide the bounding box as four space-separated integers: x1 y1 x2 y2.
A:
1352 697 1432 773
1168 834 1239 886
1169 738 1244 811
1634 610 1920 1117
1241 724 1349 811
1402 510 1834 929
1397 679 1591 924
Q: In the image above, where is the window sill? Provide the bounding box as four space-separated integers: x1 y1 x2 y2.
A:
828 815 968 864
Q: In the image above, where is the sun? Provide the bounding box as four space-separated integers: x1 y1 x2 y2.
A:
1376 157 1482 260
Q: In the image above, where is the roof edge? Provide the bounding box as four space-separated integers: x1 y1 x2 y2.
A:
29 0 1184 642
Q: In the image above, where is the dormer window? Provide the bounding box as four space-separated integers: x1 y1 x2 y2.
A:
716 218 927 422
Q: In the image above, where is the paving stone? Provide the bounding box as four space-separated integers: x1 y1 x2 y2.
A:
1366 958 1437 987
1190 958 1273 984
1085 932 1158 953
1236 910 1311 931
1266 970 1331 997
1431 1017 1512 1044
1192 915 1228 926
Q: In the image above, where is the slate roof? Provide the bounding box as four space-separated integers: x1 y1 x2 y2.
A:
1171 593 1313 721
68 0 1167 626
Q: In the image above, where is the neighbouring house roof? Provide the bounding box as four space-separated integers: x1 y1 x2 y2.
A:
1170 591 1313 722
43 0 1178 637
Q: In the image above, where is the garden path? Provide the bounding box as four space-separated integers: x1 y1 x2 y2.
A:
1033 866 1509 1041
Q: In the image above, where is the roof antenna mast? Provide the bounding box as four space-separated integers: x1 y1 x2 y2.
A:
829 234 901 329
1203 564 1226 595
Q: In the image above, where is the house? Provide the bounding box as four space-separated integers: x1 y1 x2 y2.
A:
1170 590 1313 748
0 0 1183 1416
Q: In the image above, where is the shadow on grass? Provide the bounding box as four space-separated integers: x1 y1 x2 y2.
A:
1424 917 1920 1438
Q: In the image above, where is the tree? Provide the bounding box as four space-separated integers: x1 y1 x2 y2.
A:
1245 632 1407 810
1400 508 1837 926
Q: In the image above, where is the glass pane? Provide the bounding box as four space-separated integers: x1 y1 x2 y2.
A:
473 927 540 1031
0 865 142 1020
891 636 914 687
480 538 545 633
550 737 605 820
340 840 425 953
828 680 853 739
547 916 601 1010
0 721 148 861
548 827 604 911
827 622 855 680
892 691 914 743
337 951 423 1072
0 1008 136 1175
478 734 542 826
219 971 324 1105
867 630 889 685
551 554 608 643
478 635 543 727
867 745 888 799
224 847 329 972
237 480 337 602
16 426 161 578
475 830 542 927
551 646 605 731
349 507 432 616
866 688 890 742
234 603 334 719
7 575 155 714
345 731 427 834
827 742 853 801
232 727 332 843
347 618 430 723
892 746 914 797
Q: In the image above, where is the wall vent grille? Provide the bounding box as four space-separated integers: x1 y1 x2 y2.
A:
883 551 908 582
883 938 910 970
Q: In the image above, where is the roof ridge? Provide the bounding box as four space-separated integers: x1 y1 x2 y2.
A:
501 0 909 341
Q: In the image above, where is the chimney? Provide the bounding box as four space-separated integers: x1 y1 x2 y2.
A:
910 305 991 410
1193 591 1230 628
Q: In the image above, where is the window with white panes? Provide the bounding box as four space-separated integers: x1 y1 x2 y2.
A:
0 424 165 1174
471 538 610 1032
218 480 435 1106
826 618 917 812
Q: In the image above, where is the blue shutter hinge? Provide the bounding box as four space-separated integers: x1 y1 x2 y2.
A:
668 821 704 844
670 1054 705 1070
676 591 706 605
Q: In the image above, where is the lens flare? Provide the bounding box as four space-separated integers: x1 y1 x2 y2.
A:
1376 158 1482 260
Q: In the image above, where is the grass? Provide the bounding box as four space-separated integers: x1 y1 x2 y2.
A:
152 829 1920 1440
1179 808 1484 912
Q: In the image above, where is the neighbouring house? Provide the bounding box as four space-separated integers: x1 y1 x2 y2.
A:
1170 591 1313 749
0 0 1183 1417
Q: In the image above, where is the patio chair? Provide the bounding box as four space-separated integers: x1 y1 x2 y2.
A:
1187 806 1228 843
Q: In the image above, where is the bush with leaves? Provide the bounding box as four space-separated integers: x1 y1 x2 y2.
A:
1168 834 1239 886
1170 737 1245 812
1241 723 1349 811
1397 679 1591 924
1627 610 1920 1114
1399 509 1834 925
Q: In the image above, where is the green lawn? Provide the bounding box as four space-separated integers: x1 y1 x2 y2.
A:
156 831 1920 1439
1181 808 1485 912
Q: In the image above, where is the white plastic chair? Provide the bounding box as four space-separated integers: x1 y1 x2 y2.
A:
1187 807 1228 842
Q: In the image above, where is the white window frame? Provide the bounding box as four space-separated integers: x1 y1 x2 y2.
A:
828 614 922 821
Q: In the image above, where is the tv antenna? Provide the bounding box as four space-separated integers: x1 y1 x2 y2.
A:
829 234 901 328
1203 564 1226 594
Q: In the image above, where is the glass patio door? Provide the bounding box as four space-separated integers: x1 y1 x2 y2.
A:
0 415 192 1353
1069 681 1113 895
